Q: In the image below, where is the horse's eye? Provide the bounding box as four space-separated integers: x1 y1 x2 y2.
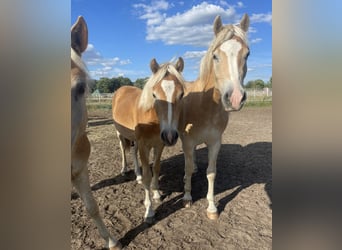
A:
76 81 86 95
213 54 219 62
245 51 250 60
152 93 156 98
73 81 86 101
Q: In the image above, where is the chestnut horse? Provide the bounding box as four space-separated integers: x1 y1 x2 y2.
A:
71 16 122 249
112 58 185 223
179 14 250 219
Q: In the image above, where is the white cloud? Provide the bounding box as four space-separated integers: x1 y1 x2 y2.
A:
183 50 207 59
237 2 244 8
134 1 239 47
250 13 272 25
250 38 262 44
82 43 133 79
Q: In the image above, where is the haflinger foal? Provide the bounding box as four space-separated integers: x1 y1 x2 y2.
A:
112 58 185 223
179 14 250 220
71 16 122 249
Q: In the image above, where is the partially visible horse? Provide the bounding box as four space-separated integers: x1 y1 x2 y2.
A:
112 58 185 223
179 14 250 220
71 16 122 250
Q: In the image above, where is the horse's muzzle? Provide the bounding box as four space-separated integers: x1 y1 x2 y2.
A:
223 90 247 111
161 129 179 146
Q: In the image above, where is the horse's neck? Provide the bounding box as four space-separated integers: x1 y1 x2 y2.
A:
189 71 221 105
136 97 159 125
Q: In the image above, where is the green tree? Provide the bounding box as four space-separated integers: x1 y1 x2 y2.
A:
254 79 265 89
96 77 112 93
89 79 97 93
244 80 255 89
134 77 149 89
265 76 272 88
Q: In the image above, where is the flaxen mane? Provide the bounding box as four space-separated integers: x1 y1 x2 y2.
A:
71 47 91 94
199 24 248 83
139 62 185 111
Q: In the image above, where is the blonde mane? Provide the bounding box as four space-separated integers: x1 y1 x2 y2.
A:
139 62 185 111
199 24 248 83
71 47 91 94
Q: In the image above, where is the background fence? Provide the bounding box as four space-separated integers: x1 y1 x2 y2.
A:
86 88 272 108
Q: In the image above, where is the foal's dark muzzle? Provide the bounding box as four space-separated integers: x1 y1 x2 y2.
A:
161 129 179 146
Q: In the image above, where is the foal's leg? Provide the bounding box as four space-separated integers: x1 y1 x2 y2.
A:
72 170 121 249
72 136 121 249
182 140 195 207
206 139 221 220
139 143 154 224
117 132 128 175
132 141 142 183
151 144 164 202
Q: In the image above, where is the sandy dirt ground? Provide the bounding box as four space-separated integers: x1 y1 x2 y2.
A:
71 106 272 249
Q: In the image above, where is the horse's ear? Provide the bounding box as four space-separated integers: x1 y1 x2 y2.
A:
213 15 223 36
239 13 249 32
150 58 159 73
71 16 88 54
175 57 184 73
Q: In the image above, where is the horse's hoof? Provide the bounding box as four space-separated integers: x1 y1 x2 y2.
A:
183 199 193 208
110 241 122 250
136 175 142 184
207 211 219 220
144 216 155 225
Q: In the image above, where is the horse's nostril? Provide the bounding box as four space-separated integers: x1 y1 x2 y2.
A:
174 131 179 141
241 91 247 103
161 130 178 146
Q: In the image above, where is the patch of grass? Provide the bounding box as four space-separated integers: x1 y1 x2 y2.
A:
244 100 272 107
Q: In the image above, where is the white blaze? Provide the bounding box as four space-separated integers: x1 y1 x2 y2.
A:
161 80 175 125
220 39 242 84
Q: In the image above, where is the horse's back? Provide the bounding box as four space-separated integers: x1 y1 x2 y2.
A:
112 86 141 140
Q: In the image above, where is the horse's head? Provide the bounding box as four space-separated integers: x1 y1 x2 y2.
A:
71 16 89 150
208 14 250 111
150 58 185 146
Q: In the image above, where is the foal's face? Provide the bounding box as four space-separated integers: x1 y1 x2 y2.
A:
71 60 88 150
71 16 88 151
212 14 250 111
150 58 184 146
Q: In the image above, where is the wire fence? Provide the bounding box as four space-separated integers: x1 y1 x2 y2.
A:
86 88 272 108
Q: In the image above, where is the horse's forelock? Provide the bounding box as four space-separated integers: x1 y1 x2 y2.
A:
71 48 90 78
139 63 185 111
71 47 91 94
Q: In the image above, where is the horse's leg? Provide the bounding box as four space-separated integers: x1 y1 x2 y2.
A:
206 139 221 220
117 132 128 176
151 144 164 202
132 141 142 183
72 136 121 249
139 142 154 224
182 139 195 207
193 146 198 173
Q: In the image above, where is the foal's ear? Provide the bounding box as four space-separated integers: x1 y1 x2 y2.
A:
239 13 250 32
175 57 184 73
150 58 159 74
213 15 223 36
71 16 88 54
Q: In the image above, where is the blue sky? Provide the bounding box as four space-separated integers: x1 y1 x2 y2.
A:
71 0 272 83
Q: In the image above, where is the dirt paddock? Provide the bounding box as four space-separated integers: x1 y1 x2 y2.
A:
71 106 272 249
